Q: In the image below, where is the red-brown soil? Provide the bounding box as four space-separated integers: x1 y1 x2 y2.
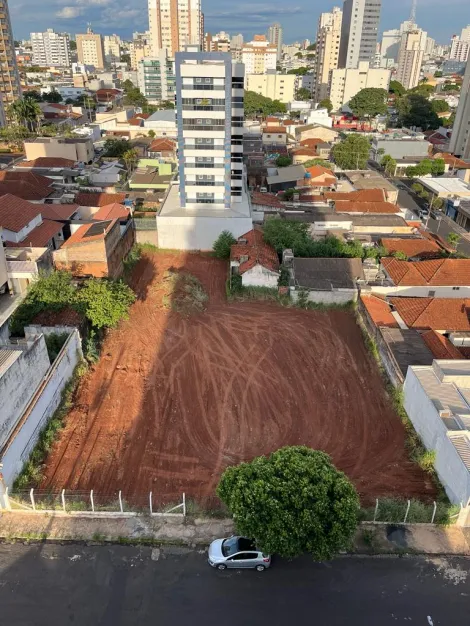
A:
41 251 435 504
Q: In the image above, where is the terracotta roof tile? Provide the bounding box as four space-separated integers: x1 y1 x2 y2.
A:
381 238 442 259
5 219 63 248
62 219 118 247
334 201 399 214
361 295 398 328
305 165 335 179
231 229 279 275
75 192 126 207
263 127 287 134
0 194 42 232
149 138 176 152
382 258 470 286
93 203 130 220
421 330 464 359
17 157 77 168
300 138 326 148
324 189 385 202
251 192 284 209
291 148 319 157
40 204 79 221
0 171 53 201
389 297 470 331
434 153 470 169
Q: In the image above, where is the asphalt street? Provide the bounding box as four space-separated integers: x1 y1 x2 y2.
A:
0 543 469 625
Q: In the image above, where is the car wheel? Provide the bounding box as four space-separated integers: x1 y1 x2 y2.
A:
255 565 266 572
217 564 227 570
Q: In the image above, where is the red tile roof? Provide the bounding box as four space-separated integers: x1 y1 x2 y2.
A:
40 204 79 221
251 191 284 209
291 148 319 157
0 171 53 201
325 189 385 202
231 229 279 275
334 201 399 214
265 117 279 122
93 203 130 221
305 165 335 179
263 127 287 134
382 258 470 286
300 138 326 148
149 138 176 152
0 194 42 232
75 192 126 207
421 330 464 360
389 297 470 331
434 153 470 169
361 295 398 328
380 237 442 260
5 219 63 248
62 219 118 247
17 157 77 168
129 118 144 126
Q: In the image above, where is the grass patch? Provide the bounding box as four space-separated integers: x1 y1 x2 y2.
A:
12 361 87 491
123 243 159 280
359 497 459 525
162 269 208 316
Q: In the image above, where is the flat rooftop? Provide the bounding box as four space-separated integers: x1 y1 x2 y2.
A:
158 182 252 219
417 177 470 195
345 171 398 192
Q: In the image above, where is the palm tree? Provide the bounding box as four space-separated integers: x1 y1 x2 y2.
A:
123 149 139 176
8 97 43 133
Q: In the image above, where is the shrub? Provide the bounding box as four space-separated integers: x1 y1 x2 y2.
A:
213 230 236 259
44 332 69 362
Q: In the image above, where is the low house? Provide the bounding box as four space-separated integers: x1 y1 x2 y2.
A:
345 171 399 204
144 110 177 138
294 124 339 144
380 236 443 260
404 360 470 504
266 164 305 193
230 229 279 288
251 192 284 220
23 136 94 164
0 195 63 250
53 217 135 279
96 88 124 108
87 161 126 189
291 148 322 165
416 176 470 200
16 157 77 171
421 330 465 360
389 297 470 332
75 192 127 219
333 200 400 215
299 138 332 158
374 258 470 298
129 160 174 192
0 171 54 203
434 153 470 184
148 138 177 160
262 127 288 147
92 203 131 234
446 198 470 232
297 165 337 192
289 257 365 305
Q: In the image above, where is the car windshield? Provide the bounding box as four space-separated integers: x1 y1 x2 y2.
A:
221 537 239 557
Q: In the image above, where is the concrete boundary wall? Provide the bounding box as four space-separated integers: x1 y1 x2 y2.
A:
0 330 83 488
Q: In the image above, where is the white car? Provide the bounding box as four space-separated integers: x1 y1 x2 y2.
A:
208 536 271 571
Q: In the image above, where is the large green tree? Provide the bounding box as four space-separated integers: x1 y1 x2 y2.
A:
431 99 450 114
397 93 440 130
244 90 287 116
77 279 135 329
389 80 406 96
8 96 43 132
331 134 371 170
217 446 360 560
348 88 388 121
213 230 236 259
296 87 311 101
319 98 333 113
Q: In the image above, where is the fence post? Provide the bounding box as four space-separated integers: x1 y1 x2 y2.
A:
183 492 186 517
373 498 379 522
149 492 153 515
30 488 36 511
61 489 66 513
90 490 95 513
118 491 123 513
403 499 411 523
431 501 437 524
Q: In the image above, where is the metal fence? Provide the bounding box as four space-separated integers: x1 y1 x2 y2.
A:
359 498 461 525
3 488 186 517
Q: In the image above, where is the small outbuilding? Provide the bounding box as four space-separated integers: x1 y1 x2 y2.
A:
230 229 280 288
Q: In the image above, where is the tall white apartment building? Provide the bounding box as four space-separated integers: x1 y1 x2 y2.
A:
381 29 401 64
148 0 202 56
157 48 252 249
329 61 390 110
208 32 231 53
241 36 277 75
76 29 105 70
396 28 427 90
103 35 121 66
450 36 470 63
31 29 71 68
339 0 382 69
137 51 175 103
267 23 283 61
450 57 470 159
314 6 342 102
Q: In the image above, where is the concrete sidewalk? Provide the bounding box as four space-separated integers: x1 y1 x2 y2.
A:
1 511 470 555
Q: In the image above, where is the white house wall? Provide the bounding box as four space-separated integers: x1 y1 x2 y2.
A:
291 286 358 305
404 367 470 505
157 215 254 251
241 264 279 288
372 285 470 298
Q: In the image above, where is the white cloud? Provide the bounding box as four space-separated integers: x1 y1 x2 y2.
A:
56 6 82 18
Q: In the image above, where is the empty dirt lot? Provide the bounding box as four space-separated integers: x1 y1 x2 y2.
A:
41 251 435 505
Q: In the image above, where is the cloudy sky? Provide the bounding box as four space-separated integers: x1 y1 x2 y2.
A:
8 0 470 44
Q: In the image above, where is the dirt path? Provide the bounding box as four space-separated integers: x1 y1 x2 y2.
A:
40 251 435 505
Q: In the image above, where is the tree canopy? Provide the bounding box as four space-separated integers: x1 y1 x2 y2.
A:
331 134 371 170
275 155 292 167
213 230 236 259
103 137 130 157
76 279 136 329
217 446 359 560
397 93 440 130
295 87 311 101
287 67 308 76
348 88 388 119
244 90 287 116
389 80 406 96
319 98 333 113
431 99 450 114
405 158 445 178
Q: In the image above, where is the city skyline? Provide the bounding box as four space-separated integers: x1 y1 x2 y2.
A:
9 0 470 45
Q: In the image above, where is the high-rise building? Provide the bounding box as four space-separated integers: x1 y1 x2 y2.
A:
231 34 243 49
314 6 342 102
329 61 390 110
381 29 401 64
267 23 283 61
449 57 470 159
76 28 105 70
31 29 71 68
246 72 297 103
0 0 21 108
450 36 470 63
208 32 231 53
130 37 152 70
156 48 252 250
396 28 427 90
0 93 5 128
103 35 121 67
339 0 382 69
137 51 175 103
148 0 202 56
241 36 277 75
